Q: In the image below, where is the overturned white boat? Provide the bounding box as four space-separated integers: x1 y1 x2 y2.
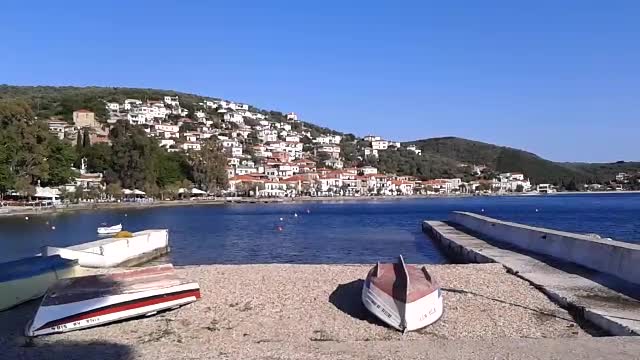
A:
97 224 122 235
26 264 200 337
42 229 169 268
362 255 443 332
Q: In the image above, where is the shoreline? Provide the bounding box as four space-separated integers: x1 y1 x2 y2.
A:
1 191 638 218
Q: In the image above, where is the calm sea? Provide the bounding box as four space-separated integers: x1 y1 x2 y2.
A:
0 194 638 265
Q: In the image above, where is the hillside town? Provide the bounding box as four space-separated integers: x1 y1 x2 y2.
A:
34 94 636 203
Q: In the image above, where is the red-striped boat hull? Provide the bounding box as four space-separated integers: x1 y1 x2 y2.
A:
26 264 200 336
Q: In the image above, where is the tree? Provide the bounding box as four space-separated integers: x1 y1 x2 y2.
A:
105 183 122 200
45 137 76 186
82 128 91 148
14 176 36 198
156 151 191 188
109 120 158 189
190 139 228 193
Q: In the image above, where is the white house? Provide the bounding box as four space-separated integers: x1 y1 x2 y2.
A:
47 120 67 140
236 165 257 175
317 145 341 158
159 139 175 148
285 135 300 142
371 140 389 150
364 135 381 142
181 142 201 151
127 113 148 125
224 112 244 124
164 96 180 107
106 102 120 112
286 112 298 121
124 99 142 110
360 166 378 175
364 148 379 158
406 145 422 155
324 158 344 169
314 135 342 145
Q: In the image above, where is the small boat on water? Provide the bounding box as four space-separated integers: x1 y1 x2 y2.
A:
97 223 122 235
362 255 443 332
43 229 169 268
0 255 78 311
26 264 200 337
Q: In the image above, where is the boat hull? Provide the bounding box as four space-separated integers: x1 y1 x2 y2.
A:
0 256 78 311
97 224 122 235
26 265 200 336
43 229 169 268
362 280 443 331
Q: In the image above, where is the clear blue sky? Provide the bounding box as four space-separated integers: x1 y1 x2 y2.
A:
1 1 638 162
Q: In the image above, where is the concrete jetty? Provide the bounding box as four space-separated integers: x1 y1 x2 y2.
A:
5 264 637 360
423 213 640 336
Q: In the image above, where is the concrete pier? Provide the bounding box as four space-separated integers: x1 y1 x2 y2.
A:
449 212 640 286
423 217 640 336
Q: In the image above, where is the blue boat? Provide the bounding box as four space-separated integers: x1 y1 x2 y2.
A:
0 255 78 311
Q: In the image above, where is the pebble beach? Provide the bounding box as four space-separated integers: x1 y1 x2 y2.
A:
1 263 622 360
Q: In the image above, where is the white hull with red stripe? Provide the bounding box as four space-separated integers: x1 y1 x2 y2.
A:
362 280 443 331
25 264 200 337
361 256 444 332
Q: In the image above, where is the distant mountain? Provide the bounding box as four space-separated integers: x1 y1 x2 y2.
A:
405 137 639 185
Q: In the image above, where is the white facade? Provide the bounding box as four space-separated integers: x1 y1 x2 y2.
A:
371 140 389 150
314 135 342 145
181 142 201 151
127 113 148 125
106 102 120 112
224 112 244 124
364 135 381 142
124 99 142 110
163 96 180 107
318 145 341 158
406 145 422 155
286 112 298 121
364 148 379 158
159 139 175 148
360 166 378 175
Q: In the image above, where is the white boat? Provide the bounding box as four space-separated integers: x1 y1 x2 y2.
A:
97 224 122 235
362 255 443 332
0 255 78 311
26 264 200 337
42 229 169 268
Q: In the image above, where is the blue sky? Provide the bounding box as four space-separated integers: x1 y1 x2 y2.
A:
1 1 638 162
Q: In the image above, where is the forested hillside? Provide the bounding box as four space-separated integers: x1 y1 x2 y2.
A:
1 85 637 188
406 137 640 185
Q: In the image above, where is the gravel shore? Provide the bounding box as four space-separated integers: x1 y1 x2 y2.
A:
0 264 617 359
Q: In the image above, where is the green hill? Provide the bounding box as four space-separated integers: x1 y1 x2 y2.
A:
406 137 638 185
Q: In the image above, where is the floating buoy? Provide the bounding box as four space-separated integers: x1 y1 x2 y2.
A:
306 209 311 214
535 209 539 212
277 226 283 232
51 226 56 230
294 213 298 217
481 209 485 212
45 221 49 225
25 216 29 220
279 217 283 221
124 214 128 217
